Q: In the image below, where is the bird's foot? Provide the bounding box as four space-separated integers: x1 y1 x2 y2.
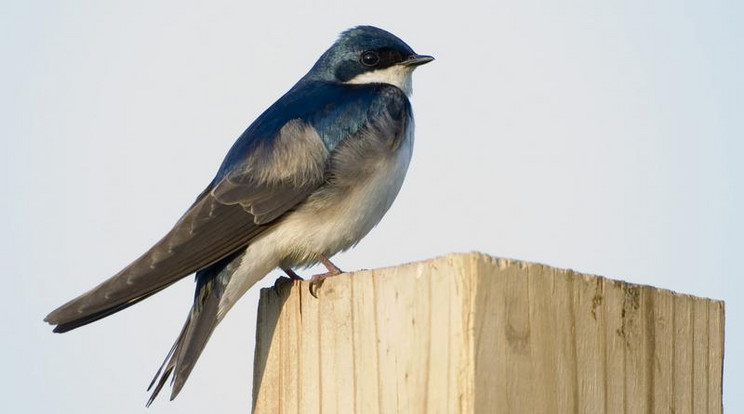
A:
309 255 343 298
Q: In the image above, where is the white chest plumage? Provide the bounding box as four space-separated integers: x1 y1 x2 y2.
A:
218 121 414 313
273 121 414 267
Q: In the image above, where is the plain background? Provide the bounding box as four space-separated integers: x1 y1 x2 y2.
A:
3 1 741 412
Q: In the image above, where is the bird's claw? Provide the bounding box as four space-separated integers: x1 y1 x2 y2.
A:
307 254 344 298
309 276 325 298
308 270 343 298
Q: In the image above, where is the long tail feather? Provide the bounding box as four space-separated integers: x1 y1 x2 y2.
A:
146 257 229 405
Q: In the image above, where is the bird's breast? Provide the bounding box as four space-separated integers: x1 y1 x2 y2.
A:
266 122 414 268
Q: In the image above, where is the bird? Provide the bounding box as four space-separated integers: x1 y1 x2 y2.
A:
44 25 433 405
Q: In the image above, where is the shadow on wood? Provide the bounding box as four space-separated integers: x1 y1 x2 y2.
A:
252 253 724 413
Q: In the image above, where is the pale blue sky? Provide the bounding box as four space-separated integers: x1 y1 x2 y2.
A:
3 1 742 412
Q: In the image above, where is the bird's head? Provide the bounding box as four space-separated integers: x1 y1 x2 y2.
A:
305 26 434 96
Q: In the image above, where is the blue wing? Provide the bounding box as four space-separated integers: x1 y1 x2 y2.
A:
45 80 411 333
210 80 411 223
217 80 406 177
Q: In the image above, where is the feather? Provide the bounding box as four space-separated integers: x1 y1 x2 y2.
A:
146 252 240 405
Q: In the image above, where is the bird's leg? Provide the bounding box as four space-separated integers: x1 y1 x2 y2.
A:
309 254 344 298
319 254 343 275
281 266 304 281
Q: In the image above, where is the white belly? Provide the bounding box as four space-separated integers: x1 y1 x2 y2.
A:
272 128 413 267
218 125 414 313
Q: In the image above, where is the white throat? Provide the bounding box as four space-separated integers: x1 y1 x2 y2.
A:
344 65 415 96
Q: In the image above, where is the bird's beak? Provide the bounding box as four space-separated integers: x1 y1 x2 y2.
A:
401 54 435 67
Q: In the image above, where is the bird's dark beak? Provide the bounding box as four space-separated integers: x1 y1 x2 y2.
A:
401 54 435 67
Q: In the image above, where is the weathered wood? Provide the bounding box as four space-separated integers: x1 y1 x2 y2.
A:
252 253 724 413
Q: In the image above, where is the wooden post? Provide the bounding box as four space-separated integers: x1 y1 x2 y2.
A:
252 253 724 413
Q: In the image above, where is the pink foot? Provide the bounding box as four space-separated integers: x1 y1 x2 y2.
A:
309 255 343 298
281 266 304 281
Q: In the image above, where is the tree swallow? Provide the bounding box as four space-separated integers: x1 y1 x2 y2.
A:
45 25 433 404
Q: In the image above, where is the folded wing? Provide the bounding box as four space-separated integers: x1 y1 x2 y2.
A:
45 119 330 332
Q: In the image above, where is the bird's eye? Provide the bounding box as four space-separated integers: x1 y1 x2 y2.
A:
360 51 380 67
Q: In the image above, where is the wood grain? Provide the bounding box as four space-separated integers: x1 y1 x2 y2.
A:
252 253 724 413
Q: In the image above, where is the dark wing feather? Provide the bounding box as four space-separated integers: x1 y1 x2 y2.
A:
45 120 331 332
44 193 265 331
211 118 330 224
